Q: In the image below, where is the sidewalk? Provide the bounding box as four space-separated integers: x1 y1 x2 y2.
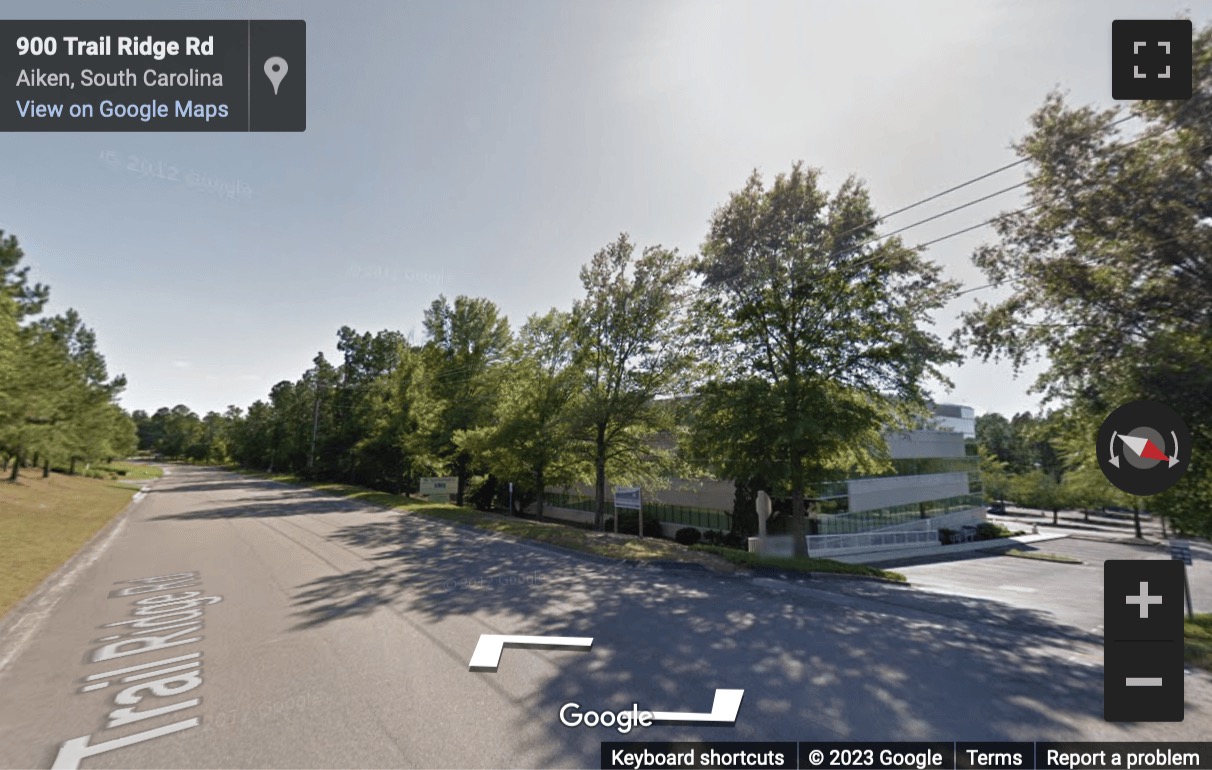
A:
987 506 1170 543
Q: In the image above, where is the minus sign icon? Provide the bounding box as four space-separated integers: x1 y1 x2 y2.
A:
1126 677 1163 686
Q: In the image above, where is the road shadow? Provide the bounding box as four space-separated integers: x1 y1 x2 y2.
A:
149 494 371 520
278 511 1210 764
153 479 279 495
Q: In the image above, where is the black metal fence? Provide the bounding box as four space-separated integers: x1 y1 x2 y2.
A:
544 491 732 532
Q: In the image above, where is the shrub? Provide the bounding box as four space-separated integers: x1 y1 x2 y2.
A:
465 475 498 511
674 527 702 546
701 529 747 550
938 527 956 545
603 510 664 537
975 522 1011 541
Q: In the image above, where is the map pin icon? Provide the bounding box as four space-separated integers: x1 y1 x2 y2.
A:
264 57 288 95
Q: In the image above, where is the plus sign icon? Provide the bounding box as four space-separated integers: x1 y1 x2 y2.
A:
1112 19 1193 100
1104 560 1184 721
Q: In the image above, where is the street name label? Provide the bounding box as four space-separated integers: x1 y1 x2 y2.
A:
1 20 305 131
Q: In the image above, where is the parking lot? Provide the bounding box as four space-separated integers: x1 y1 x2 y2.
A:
889 536 1212 636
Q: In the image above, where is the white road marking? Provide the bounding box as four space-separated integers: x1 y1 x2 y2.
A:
118 660 201 683
51 717 198 769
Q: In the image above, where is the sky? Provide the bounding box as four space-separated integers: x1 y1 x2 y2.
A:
4 0 1210 419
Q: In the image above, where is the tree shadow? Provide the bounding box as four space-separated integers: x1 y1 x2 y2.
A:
151 479 277 495
150 494 372 520
279 513 1210 766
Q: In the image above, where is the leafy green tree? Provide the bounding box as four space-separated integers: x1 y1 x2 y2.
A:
960 29 1212 535
975 412 1031 471
458 309 585 517
1012 468 1069 525
350 342 442 492
570 234 694 530
978 448 1012 507
333 327 407 485
1052 408 1154 535
0 232 51 477
422 296 512 505
692 163 960 556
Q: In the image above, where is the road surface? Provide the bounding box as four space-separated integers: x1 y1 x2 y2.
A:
1 466 1210 769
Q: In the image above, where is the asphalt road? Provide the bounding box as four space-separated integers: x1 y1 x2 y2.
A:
1 466 1210 769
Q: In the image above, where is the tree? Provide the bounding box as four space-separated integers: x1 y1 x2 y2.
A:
570 234 694 530
1012 469 1068 525
960 29 1212 535
0 231 50 477
458 309 584 518
975 412 1029 471
422 296 511 505
351 342 442 493
334 327 407 485
692 163 960 556
978 448 1011 507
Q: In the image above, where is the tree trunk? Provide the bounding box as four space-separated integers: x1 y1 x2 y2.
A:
594 422 607 531
536 471 545 522
1133 503 1143 539
69 457 77 475
789 486 808 558
42 458 50 478
455 454 467 507
1052 508 1058 525
1160 516 1167 538
789 450 808 558
9 447 21 481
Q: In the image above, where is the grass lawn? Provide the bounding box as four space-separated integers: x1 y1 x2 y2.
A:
93 461 164 481
1188 613 1212 672
692 544 907 582
245 471 740 570
0 466 151 619
240 470 906 581
1000 549 1083 564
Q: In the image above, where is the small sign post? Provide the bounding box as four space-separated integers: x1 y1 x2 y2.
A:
419 476 458 504
1170 540 1195 621
613 486 642 537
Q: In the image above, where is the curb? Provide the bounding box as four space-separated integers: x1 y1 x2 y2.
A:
1066 533 1164 546
739 565 909 585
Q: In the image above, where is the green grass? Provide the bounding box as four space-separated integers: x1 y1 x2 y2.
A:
239 471 741 571
1186 614 1212 672
240 470 915 581
1000 549 1083 564
0 468 141 619
691 544 907 582
93 461 164 481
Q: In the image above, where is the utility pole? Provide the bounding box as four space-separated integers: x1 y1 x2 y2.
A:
308 381 320 471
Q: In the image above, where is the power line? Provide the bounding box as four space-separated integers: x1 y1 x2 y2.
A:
830 106 1212 276
830 113 1140 244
